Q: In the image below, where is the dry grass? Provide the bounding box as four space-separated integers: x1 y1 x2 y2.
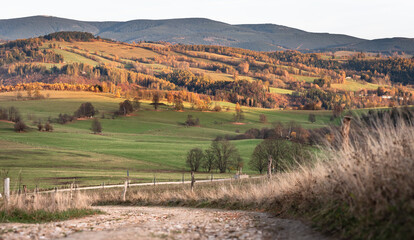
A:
92 115 414 239
1 192 92 212
1 114 412 237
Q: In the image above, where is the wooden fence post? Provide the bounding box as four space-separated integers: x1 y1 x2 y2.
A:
122 180 128 201
70 183 74 200
341 116 352 150
4 178 10 202
211 173 213 182
35 185 38 194
182 173 184 183
267 155 273 179
153 176 156 186
190 171 195 192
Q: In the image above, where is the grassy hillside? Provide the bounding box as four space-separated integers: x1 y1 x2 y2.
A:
0 91 331 190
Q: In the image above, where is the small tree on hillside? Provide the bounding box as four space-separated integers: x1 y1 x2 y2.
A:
308 114 316 123
91 118 102 134
174 93 184 111
75 102 96 118
152 92 160 110
186 148 204 172
185 115 200 126
37 122 43 131
132 97 141 110
333 104 343 118
202 149 215 172
118 100 134 115
45 122 53 132
14 120 27 132
259 114 268 124
210 139 239 173
233 103 244 122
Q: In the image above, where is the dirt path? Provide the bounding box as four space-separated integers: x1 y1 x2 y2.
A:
0 206 330 240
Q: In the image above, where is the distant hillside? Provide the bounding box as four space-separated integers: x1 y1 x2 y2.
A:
0 16 413 53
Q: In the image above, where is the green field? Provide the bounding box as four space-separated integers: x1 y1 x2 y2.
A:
0 91 332 190
269 87 294 95
331 79 381 91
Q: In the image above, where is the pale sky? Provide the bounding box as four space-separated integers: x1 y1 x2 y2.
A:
2 0 413 40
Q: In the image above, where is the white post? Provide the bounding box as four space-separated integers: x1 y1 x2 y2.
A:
4 178 10 202
122 180 128 201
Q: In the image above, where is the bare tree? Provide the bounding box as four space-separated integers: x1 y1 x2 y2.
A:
186 148 204 172
91 118 102 134
210 139 239 173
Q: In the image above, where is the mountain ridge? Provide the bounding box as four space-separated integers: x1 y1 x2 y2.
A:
0 16 413 53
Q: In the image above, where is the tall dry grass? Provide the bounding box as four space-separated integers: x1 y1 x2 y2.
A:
93 115 413 239
1 191 92 212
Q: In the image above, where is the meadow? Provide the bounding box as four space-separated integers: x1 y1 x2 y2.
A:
0 90 332 190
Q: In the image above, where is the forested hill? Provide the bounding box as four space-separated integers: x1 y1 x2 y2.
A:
1 16 413 53
1 33 413 111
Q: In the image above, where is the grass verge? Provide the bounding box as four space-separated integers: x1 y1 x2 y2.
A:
0 208 101 223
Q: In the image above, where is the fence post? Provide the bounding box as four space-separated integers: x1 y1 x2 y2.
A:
190 171 195 192
267 155 273 179
341 116 352 150
182 173 184 183
211 173 213 182
102 182 105 189
122 180 128 201
23 185 27 196
35 185 38 194
153 176 156 186
70 183 74 200
4 178 10 202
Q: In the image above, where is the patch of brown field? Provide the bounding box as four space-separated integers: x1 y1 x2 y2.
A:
0 120 14 124
231 122 246 125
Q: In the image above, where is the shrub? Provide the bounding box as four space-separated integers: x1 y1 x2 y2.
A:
44 122 53 132
117 100 134 116
185 115 200 126
259 114 268 124
91 118 102 134
37 122 43 131
14 121 27 132
213 105 222 112
74 102 96 118
308 114 316 123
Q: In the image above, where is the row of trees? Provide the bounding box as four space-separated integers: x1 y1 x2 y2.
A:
186 139 243 173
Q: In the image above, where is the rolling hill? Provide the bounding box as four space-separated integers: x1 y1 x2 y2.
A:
1 16 413 53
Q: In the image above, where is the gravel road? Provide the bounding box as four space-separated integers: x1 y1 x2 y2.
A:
0 206 330 240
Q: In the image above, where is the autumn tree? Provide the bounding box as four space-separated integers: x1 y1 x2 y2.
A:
174 93 184 111
152 92 160 110
233 103 244 122
186 148 204 172
91 118 102 134
238 61 250 74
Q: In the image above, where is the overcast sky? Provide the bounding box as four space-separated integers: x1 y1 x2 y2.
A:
2 0 413 39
